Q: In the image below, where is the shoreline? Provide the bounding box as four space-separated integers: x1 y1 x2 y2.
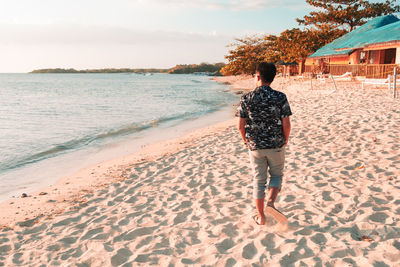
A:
0 76 247 225
0 73 240 203
0 104 238 203
0 118 238 226
1 76 399 266
0 108 239 225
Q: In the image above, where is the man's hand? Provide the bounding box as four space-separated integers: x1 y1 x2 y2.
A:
282 116 291 146
238 117 247 146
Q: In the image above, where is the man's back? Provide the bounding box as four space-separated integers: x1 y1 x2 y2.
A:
238 85 291 150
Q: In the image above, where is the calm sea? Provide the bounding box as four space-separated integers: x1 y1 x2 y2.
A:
0 73 239 200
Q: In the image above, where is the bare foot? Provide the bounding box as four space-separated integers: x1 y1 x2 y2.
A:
266 201 275 209
253 214 266 225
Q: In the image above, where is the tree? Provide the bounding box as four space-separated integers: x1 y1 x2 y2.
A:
221 36 266 75
262 26 346 69
297 0 400 31
221 27 346 76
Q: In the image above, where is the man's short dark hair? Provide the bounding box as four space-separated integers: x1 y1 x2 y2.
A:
256 62 276 83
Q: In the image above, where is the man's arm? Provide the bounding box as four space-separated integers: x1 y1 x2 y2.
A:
238 117 247 146
282 116 291 146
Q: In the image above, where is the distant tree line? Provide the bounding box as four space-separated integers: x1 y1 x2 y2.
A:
30 63 226 75
30 68 169 74
168 63 225 74
221 0 400 75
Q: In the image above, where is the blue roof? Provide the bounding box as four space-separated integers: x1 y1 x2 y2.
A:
310 15 400 58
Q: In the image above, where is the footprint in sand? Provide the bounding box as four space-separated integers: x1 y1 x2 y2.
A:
58 236 78 245
310 233 327 245
135 236 153 249
0 244 12 253
52 215 80 227
12 252 24 265
283 195 296 202
322 191 334 201
215 238 235 254
260 234 281 255
242 241 257 260
224 258 237 267
111 248 132 266
279 238 314 266
121 226 157 241
369 212 389 223
222 223 239 237
173 209 192 225
80 227 104 240
294 227 313 236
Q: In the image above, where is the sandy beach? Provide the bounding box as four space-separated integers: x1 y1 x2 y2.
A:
1 76 399 266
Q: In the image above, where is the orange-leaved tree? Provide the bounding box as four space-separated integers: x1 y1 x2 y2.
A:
266 26 346 68
297 0 400 31
221 36 267 75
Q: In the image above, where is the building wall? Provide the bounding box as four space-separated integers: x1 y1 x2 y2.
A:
397 47 400 64
305 56 350 66
350 51 359 64
305 58 317 66
329 56 350 64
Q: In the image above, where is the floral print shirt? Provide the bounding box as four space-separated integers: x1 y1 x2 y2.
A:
237 85 292 150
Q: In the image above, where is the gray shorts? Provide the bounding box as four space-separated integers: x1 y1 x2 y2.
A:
249 147 285 199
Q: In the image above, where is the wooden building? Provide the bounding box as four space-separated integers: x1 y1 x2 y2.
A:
305 15 400 78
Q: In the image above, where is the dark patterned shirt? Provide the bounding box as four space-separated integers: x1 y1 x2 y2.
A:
237 85 292 150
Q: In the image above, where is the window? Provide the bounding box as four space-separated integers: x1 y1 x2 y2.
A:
384 48 396 64
359 51 367 63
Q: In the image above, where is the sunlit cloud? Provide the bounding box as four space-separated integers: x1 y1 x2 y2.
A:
0 24 231 45
139 0 307 10
0 23 232 72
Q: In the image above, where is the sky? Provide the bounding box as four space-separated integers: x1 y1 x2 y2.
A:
0 0 313 72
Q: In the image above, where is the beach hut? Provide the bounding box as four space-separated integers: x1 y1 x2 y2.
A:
305 15 400 78
276 61 299 76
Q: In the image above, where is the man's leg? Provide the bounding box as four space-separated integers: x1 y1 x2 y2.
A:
249 150 268 225
255 198 265 225
265 147 285 208
266 187 280 208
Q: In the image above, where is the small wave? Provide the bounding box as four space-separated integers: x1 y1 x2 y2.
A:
0 109 224 173
191 80 202 83
193 99 221 106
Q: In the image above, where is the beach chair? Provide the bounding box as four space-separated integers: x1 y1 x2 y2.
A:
297 72 312 81
332 72 352 81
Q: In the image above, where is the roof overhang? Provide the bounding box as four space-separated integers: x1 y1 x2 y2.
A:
334 47 353 52
362 40 400 50
309 51 355 60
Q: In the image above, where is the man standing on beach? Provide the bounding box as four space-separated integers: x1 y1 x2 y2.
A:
237 62 292 225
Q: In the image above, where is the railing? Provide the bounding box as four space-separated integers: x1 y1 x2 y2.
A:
304 64 400 78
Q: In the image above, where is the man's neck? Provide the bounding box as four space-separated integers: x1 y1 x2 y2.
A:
257 82 271 87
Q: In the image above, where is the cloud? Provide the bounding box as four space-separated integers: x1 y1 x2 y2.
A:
140 0 307 10
0 24 231 46
0 23 233 71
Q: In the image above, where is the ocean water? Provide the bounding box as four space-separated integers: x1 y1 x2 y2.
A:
0 73 239 200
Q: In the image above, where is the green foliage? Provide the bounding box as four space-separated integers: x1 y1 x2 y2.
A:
168 63 225 74
297 0 400 31
30 68 169 73
30 63 225 75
